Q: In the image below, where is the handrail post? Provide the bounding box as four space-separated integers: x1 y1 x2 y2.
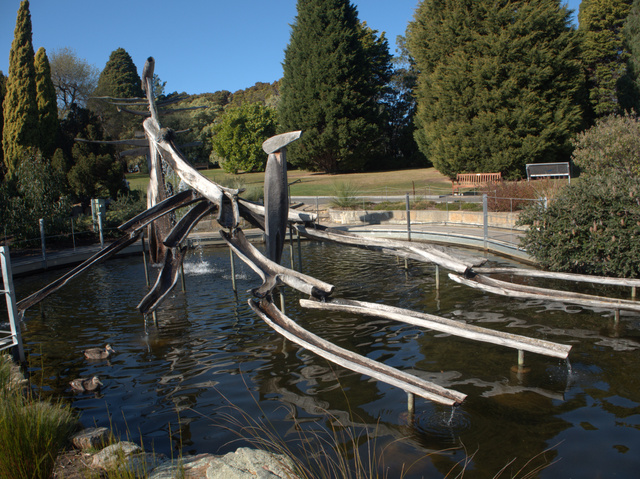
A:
1 246 25 363
483 194 488 250
39 218 47 270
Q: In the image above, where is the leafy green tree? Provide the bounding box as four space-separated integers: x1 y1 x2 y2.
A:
91 47 143 139
49 47 99 117
572 111 640 178
60 104 124 203
2 0 38 176
35 47 59 157
162 90 231 168
579 0 633 118
375 36 426 170
212 102 277 174
0 151 70 241
406 0 585 179
279 0 392 173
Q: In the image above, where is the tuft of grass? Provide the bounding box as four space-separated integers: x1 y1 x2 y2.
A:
330 182 363 209
0 354 79 479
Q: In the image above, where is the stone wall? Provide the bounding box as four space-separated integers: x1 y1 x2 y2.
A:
327 208 523 229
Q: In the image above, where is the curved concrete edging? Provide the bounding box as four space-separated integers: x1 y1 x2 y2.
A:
340 227 533 263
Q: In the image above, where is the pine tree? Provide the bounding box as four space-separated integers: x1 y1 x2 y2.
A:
35 47 59 158
91 47 143 139
2 0 38 176
406 0 585 179
279 0 392 173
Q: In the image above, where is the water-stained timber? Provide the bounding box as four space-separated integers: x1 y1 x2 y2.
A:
119 189 202 233
163 201 217 248
450 273 640 313
250 298 466 406
220 229 333 299
473 267 640 289
144 119 242 227
16 231 142 313
300 297 571 359
137 246 187 314
295 224 482 274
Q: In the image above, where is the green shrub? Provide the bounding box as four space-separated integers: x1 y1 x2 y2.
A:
572 112 640 178
518 173 640 277
106 190 147 227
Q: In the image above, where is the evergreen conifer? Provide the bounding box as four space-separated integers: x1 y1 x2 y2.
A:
92 47 143 140
2 0 38 175
35 47 59 158
406 0 585 178
279 0 391 173
579 0 633 118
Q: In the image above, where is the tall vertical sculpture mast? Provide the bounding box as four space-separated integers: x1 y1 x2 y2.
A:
262 131 302 264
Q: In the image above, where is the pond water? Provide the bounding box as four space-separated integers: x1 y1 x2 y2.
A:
12 240 640 478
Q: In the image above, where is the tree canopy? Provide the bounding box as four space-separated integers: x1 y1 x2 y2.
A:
279 0 392 173
2 0 38 176
406 0 586 179
49 47 99 118
579 0 633 118
212 102 277 174
35 47 59 157
91 48 143 140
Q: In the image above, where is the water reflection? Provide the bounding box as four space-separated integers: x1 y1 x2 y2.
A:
12 241 640 478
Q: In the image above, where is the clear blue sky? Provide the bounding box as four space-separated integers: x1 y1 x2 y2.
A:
1 0 581 96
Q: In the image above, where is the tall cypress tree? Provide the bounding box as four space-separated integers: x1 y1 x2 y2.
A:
35 47 59 158
2 0 38 176
279 0 391 173
621 0 640 112
91 47 143 139
579 0 633 119
406 0 585 179
0 71 6 177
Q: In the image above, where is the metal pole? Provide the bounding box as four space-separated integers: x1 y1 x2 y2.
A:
435 264 440 290
280 289 286 314
289 226 295 270
316 196 319 225
141 232 150 287
1 246 25 363
632 286 636 300
407 392 415 422
98 213 104 249
296 229 302 272
39 218 47 270
518 350 525 368
483 194 488 250
229 248 237 293
71 217 76 251
405 193 412 242
180 263 186 292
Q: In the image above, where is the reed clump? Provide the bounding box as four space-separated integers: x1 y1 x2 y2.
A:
0 354 79 479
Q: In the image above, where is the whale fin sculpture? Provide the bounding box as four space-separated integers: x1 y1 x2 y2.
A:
263 131 302 264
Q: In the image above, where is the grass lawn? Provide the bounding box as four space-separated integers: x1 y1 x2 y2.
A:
126 167 453 197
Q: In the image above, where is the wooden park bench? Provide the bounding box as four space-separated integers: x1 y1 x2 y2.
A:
451 172 502 195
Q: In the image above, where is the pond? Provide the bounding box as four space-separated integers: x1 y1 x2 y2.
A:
12 240 640 478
